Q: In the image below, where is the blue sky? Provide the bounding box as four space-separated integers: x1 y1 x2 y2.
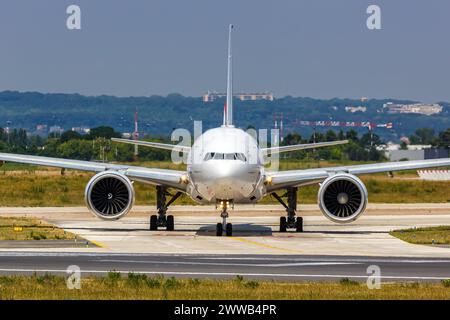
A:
1 0 449 101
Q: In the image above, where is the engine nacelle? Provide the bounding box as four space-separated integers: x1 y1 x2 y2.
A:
318 173 368 223
85 171 135 220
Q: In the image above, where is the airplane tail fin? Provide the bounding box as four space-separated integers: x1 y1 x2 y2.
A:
223 24 234 126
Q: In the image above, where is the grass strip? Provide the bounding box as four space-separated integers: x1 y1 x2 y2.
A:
0 273 449 300
390 226 450 245
0 217 76 240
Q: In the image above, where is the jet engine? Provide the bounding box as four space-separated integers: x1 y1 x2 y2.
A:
318 173 368 223
85 171 135 220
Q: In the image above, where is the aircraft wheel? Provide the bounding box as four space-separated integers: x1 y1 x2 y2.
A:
295 216 303 232
167 215 174 231
225 223 233 236
279 217 287 232
150 215 158 231
216 223 223 236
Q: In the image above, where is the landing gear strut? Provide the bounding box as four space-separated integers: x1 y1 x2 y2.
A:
150 186 182 231
272 187 303 232
216 200 233 237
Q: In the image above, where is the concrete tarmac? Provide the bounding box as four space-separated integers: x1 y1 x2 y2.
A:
1 204 450 281
0 204 449 257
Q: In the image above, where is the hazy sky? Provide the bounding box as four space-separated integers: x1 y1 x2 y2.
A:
1 0 450 101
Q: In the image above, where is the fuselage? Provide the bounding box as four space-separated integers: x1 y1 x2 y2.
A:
186 126 266 204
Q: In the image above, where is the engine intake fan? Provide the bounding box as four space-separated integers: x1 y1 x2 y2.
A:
318 173 368 223
85 171 134 220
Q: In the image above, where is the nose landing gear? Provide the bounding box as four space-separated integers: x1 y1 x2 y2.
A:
216 200 233 236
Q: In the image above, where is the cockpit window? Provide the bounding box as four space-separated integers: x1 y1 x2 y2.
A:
204 152 215 161
224 153 235 160
204 152 247 162
235 153 247 162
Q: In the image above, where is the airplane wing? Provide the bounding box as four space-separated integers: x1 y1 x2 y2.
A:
266 158 450 192
262 140 348 155
111 138 191 153
0 153 187 191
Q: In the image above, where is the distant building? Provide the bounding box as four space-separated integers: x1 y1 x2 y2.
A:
36 124 47 131
71 126 90 134
383 102 443 116
388 149 449 161
389 150 426 161
203 91 274 102
345 106 367 113
49 125 64 135
378 143 449 161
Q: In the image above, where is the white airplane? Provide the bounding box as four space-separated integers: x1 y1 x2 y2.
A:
1 25 450 236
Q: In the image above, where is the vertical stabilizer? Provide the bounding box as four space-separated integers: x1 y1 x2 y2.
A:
223 24 234 126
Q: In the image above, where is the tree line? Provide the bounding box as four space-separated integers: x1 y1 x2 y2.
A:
0 126 171 162
0 125 449 162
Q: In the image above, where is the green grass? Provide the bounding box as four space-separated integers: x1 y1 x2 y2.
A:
0 273 450 299
0 217 76 240
0 160 448 206
0 162 41 172
390 226 450 245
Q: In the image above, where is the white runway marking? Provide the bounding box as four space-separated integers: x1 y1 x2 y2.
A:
1 252 450 264
193 257 450 264
95 259 362 267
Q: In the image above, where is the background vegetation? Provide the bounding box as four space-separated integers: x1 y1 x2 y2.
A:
391 226 450 245
1 273 450 300
1 91 450 141
0 164 448 206
0 217 75 240
1 121 450 163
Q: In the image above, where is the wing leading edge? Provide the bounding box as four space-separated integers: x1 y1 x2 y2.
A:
262 140 348 155
0 152 187 191
111 138 191 153
266 158 450 191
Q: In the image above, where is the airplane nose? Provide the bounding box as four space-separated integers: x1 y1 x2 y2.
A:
205 164 235 198
201 162 259 200
211 162 237 180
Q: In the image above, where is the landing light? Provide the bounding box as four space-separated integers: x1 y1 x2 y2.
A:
180 175 189 184
264 176 273 185
219 200 229 209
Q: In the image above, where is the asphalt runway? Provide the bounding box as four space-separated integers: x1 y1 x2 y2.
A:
0 252 449 282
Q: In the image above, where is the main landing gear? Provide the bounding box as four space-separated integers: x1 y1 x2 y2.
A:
150 186 182 231
272 187 303 233
216 200 233 237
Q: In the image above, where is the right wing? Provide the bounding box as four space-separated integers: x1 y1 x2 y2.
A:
0 153 187 191
262 140 348 155
266 158 450 192
111 138 191 153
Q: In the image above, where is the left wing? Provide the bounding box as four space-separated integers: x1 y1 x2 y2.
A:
111 138 191 153
266 158 450 192
0 153 187 191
